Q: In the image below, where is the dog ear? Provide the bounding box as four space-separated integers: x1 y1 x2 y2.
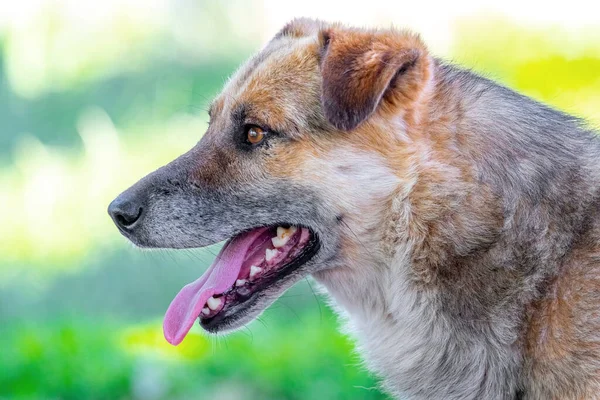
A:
275 17 325 39
319 28 431 131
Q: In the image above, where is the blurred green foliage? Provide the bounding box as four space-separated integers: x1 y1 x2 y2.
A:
2 312 382 400
0 6 598 400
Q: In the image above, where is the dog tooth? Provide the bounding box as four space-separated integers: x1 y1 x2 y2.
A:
249 265 262 279
201 307 210 315
272 236 289 248
235 279 247 287
207 296 221 310
276 226 297 239
265 248 279 262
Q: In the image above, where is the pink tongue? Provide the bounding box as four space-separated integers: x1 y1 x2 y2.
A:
163 228 267 345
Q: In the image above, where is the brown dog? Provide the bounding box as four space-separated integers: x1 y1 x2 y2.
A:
109 18 600 399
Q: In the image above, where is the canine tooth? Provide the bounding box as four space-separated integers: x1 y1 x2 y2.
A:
249 265 262 279
265 248 279 262
235 279 247 287
207 296 221 310
273 226 297 248
277 226 297 239
201 307 210 315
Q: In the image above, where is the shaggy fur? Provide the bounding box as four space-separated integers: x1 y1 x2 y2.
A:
109 18 600 399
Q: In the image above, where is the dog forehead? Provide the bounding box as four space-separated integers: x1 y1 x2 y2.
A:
213 35 323 132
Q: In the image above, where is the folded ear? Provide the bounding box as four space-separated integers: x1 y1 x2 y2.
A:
275 17 325 39
319 28 432 131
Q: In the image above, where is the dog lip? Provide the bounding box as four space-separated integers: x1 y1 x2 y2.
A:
199 229 321 332
114 224 136 241
113 224 152 248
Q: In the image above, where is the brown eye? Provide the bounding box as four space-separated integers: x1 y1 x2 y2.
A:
246 126 265 145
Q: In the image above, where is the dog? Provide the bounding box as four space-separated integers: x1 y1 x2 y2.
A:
108 18 600 399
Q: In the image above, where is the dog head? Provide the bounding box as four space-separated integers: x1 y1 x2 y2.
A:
108 18 434 344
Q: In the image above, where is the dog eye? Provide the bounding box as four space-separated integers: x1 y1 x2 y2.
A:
245 125 266 145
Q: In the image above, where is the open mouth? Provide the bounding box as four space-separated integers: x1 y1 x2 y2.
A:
163 225 319 345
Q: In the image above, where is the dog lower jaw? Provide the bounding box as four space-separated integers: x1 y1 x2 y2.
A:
198 266 312 334
200 291 262 333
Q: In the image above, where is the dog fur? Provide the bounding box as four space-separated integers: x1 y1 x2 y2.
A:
109 19 600 399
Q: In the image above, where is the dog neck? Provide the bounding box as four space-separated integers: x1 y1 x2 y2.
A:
312 143 522 398
313 218 522 399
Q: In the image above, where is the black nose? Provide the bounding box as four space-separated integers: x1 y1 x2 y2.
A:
108 194 144 230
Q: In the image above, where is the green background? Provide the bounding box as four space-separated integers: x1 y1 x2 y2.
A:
1 3 599 399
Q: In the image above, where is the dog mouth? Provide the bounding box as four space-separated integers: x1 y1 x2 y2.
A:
163 225 319 345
